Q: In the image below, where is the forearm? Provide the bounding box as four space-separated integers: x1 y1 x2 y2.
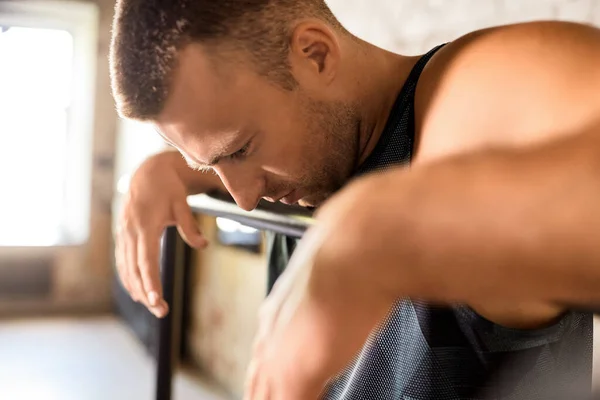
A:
148 150 226 195
327 129 600 309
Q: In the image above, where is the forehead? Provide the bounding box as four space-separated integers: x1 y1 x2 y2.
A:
157 45 237 131
154 44 253 154
154 42 297 160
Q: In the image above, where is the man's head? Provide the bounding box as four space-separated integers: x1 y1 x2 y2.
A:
110 0 365 210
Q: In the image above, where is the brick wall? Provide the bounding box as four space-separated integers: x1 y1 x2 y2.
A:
328 0 600 54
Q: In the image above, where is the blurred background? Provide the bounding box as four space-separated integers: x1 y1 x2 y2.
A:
0 0 598 399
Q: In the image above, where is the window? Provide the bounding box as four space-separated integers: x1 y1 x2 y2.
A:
0 27 73 245
0 1 98 246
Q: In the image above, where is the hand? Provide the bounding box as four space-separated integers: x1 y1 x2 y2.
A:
244 209 394 400
115 153 208 318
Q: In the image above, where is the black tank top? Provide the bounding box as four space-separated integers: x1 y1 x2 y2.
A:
267 45 593 400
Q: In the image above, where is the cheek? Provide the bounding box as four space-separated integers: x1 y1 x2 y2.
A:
255 125 308 177
252 95 318 177
258 145 302 178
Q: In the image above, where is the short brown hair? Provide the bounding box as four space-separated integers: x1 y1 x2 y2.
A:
110 0 345 121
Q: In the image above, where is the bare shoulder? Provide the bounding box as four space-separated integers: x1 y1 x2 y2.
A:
414 21 600 163
430 21 600 84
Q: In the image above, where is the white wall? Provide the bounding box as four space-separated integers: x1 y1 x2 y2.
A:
327 0 600 54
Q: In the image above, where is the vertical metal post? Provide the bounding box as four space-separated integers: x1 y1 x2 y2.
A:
155 227 186 400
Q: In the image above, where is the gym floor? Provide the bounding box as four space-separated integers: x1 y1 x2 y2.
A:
0 317 229 400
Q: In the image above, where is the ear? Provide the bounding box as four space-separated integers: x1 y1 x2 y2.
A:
289 21 341 84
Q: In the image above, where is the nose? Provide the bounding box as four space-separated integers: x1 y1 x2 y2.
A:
216 169 263 212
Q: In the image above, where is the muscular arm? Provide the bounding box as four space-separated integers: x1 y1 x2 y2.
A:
361 123 597 295
318 21 600 328
319 121 600 329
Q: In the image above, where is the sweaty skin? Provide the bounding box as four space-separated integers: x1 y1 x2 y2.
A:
115 20 600 398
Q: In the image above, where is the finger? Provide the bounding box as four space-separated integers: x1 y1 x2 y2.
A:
137 232 164 307
114 232 127 289
120 233 136 300
152 299 170 319
125 233 147 305
172 201 208 248
254 372 271 400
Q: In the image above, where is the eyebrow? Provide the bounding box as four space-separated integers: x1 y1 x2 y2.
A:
190 134 249 168
204 150 229 166
186 145 233 170
183 144 234 171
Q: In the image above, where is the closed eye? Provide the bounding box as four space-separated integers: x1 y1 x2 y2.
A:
228 140 252 161
182 155 214 174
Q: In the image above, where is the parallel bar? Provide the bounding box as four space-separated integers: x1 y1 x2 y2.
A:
187 193 314 238
155 227 182 400
155 194 314 400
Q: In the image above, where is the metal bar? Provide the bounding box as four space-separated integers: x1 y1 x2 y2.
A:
155 226 185 400
187 194 314 238
154 194 314 400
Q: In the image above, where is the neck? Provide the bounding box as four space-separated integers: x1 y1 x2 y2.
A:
350 41 420 168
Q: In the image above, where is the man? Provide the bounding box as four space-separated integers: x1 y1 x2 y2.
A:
110 0 600 399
